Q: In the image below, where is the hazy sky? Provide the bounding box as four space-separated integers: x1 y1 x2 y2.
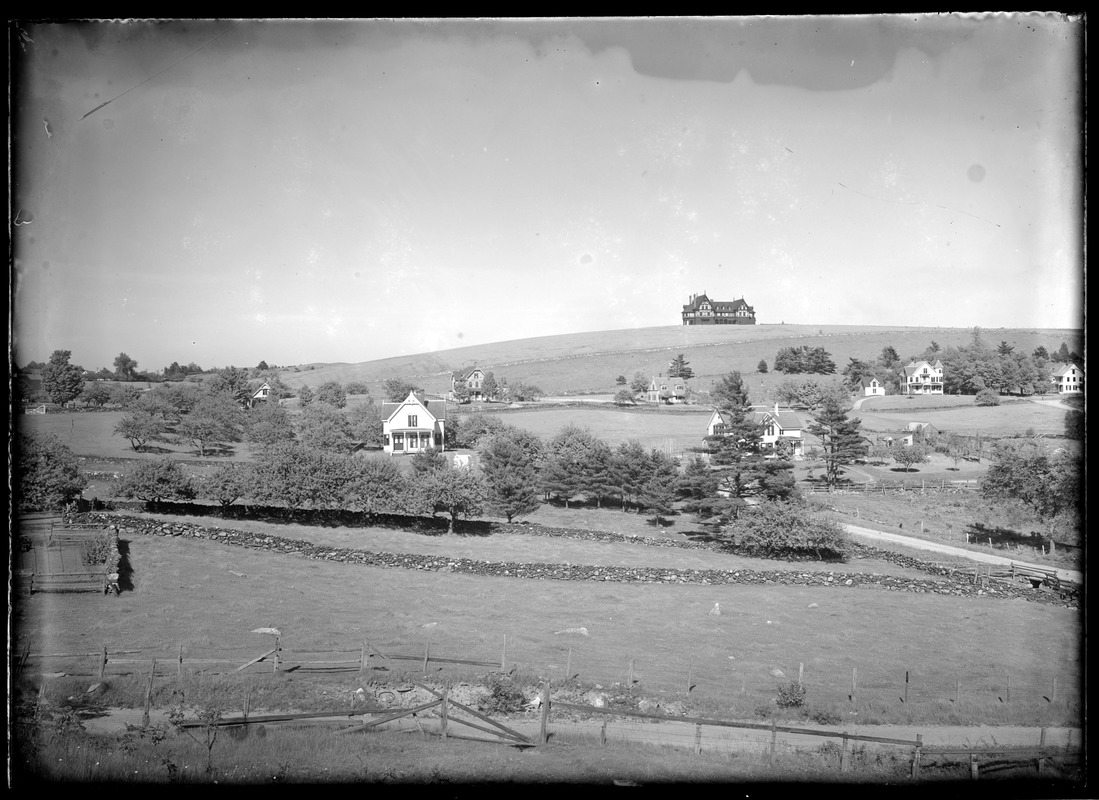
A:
11 15 1084 373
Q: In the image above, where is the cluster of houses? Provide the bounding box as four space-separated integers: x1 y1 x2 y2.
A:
243 356 1084 458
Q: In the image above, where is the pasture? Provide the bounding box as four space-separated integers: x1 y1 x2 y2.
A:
11 521 1081 729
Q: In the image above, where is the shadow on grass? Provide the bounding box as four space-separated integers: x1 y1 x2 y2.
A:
116 539 134 593
966 521 1050 550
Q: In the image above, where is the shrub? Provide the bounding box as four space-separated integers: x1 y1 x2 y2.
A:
808 704 842 725
776 681 807 709
721 502 849 560
974 388 1000 406
479 677 526 714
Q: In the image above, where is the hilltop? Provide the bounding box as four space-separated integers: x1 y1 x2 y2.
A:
275 323 1081 402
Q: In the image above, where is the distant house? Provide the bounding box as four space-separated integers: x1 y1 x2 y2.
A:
681 292 756 325
902 360 944 395
382 390 447 455
878 422 938 448
705 403 804 457
451 367 487 402
249 382 272 408
1051 363 1084 394
862 377 886 397
647 376 688 404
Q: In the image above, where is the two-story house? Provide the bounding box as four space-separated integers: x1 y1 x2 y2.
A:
704 403 804 457
647 376 688 404
382 390 447 455
250 382 272 408
451 367 487 402
1051 363 1084 394
903 360 944 395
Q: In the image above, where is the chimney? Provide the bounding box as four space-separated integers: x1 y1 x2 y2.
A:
774 401 780 413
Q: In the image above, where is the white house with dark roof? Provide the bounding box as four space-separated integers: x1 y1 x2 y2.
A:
382 391 446 455
862 377 886 396
903 360 944 395
250 382 272 408
647 376 688 403
1051 363 1084 394
705 403 805 457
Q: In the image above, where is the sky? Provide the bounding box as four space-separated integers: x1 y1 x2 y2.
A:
11 15 1084 373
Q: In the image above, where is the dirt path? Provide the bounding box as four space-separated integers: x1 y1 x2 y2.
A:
842 524 1082 584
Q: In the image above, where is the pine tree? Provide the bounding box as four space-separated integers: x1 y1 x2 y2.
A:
807 392 868 487
611 440 652 512
668 354 694 379
479 434 543 522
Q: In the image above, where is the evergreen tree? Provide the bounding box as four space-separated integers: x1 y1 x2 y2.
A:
639 449 680 522
481 372 499 401
611 440 652 512
541 424 593 507
578 438 616 508
42 349 85 407
807 391 868 487
668 354 694 379
676 455 720 518
479 434 542 522
879 346 900 366
757 359 768 374
711 371 750 413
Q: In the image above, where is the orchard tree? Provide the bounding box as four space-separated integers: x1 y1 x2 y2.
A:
613 388 636 406
348 399 384 447
116 459 196 509
83 382 111 408
298 384 315 407
720 502 848 560
245 401 296 451
344 458 407 520
383 378 417 402
15 431 88 511
113 352 139 381
981 440 1080 531
297 402 353 453
807 390 868 487
114 411 170 452
892 443 931 472
974 388 1000 406
201 463 254 508
315 380 348 408
42 350 85 407
410 446 449 474
178 394 242 457
414 466 487 533
107 383 141 409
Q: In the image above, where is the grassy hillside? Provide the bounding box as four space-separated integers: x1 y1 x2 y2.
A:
276 324 1081 403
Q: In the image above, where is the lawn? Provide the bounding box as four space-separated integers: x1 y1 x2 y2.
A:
852 400 1070 438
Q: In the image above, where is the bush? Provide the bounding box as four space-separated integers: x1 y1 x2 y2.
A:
721 502 848 560
479 677 526 714
974 388 1000 406
776 681 806 709
808 704 842 725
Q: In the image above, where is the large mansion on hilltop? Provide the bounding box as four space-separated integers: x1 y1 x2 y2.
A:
681 293 756 325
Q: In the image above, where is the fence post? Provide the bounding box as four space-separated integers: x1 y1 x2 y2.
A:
970 753 979 780
769 718 777 764
142 658 156 728
177 643 183 679
904 670 909 704
694 723 702 755
501 635 506 671
540 684 550 744
600 719 607 747
840 732 850 772
955 678 960 705
628 659 634 685
440 682 448 739
566 647 572 681
1037 727 1047 775
798 662 803 689
1006 673 1010 702
99 646 108 678
911 734 922 780
423 642 430 673
850 667 857 704
1052 677 1058 703
360 642 366 673
686 659 693 695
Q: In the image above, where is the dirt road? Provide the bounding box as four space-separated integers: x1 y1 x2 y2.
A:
842 524 1082 584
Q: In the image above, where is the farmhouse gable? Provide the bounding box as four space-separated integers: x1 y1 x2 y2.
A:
250 382 272 408
1051 363 1084 394
705 403 804 457
903 360 944 395
382 390 447 455
451 366 487 401
862 377 886 396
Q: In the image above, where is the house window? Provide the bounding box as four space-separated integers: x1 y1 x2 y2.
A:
408 414 418 427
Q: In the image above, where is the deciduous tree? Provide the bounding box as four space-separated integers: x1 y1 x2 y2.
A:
114 411 171 452
297 402 353 453
413 466 487 533
315 380 348 408
116 458 196 509
178 395 242 457
15 431 88 511
892 443 931 472
113 352 138 381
